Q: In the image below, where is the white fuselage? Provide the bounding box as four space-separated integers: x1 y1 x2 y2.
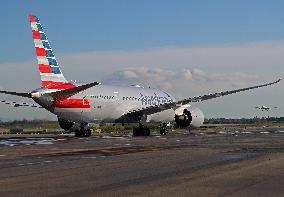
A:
47 84 177 123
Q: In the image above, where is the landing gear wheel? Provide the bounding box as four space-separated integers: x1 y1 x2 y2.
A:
160 128 167 135
133 127 140 136
75 129 83 137
85 129 92 137
160 123 168 135
75 129 92 137
142 127 150 136
133 124 150 137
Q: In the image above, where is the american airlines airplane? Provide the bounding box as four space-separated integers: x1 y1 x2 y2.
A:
0 14 281 137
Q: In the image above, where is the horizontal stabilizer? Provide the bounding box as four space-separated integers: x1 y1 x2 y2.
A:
0 90 31 98
49 81 100 99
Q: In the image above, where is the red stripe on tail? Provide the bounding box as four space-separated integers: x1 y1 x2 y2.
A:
29 14 36 22
36 47 46 56
38 64 52 73
32 30 40 39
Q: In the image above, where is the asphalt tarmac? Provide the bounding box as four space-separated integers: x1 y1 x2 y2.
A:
0 128 284 197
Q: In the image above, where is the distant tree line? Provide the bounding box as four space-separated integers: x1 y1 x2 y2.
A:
0 119 59 128
0 117 283 126
204 117 284 124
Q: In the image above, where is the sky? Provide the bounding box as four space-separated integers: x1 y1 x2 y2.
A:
0 0 283 120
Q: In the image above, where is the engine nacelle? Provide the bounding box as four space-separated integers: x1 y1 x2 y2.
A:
174 105 204 127
58 117 74 131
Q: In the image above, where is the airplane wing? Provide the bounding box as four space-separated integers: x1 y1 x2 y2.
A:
174 78 281 105
118 78 281 120
0 100 43 108
0 81 100 100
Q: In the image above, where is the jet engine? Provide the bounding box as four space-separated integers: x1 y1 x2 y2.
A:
58 117 74 131
174 105 204 127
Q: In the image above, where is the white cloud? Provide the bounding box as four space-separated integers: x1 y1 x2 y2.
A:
102 67 263 92
183 69 193 81
57 40 284 71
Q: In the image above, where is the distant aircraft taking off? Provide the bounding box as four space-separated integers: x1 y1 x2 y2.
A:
0 14 282 137
255 105 278 111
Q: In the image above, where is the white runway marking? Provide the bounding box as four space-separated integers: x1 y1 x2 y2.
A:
0 155 6 157
0 138 57 146
102 136 128 140
81 156 97 159
43 160 53 163
100 155 106 158
17 160 62 167
260 131 270 134
242 131 253 134
56 139 66 141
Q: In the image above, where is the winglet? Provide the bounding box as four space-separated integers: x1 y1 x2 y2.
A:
273 77 282 84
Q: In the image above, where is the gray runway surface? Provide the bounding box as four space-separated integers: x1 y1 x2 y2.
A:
1 129 284 197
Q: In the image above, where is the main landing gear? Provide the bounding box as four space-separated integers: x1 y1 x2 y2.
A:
160 123 168 135
75 128 92 137
75 123 92 137
133 123 150 136
132 122 169 136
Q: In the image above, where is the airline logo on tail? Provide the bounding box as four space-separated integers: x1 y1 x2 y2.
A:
29 14 75 90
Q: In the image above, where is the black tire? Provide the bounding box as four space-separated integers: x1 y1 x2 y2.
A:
75 129 91 137
85 129 92 137
142 127 150 136
75 129 83 137
160 128 167 135
133 127 140 136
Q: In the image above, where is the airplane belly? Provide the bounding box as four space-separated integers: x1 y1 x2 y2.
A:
53 108 94 123
91 102 124 122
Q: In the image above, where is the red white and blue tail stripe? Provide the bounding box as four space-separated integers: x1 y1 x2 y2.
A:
29 14 75 90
